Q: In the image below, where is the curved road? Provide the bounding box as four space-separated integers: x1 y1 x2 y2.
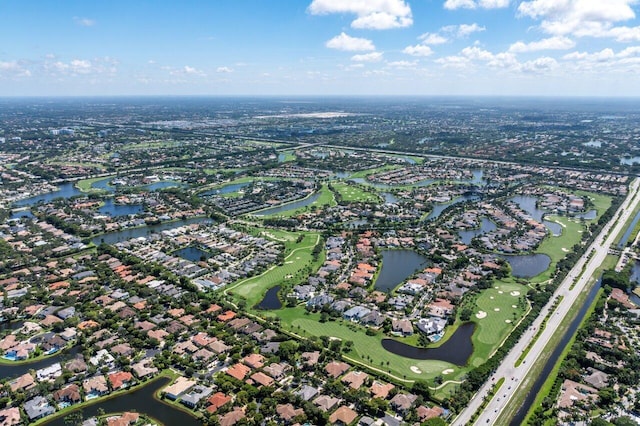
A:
453 178 640 426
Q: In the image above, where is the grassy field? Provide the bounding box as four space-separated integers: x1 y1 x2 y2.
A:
331 181 381 203
225 229 323 308
279 150 296 162
349 165 401 179
255 184 336 218
76 176 114 192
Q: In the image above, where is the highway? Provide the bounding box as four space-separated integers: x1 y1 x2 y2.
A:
453 177 640 426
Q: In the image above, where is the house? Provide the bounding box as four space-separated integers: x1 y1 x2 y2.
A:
558 379 599 409
390 393 417 413
131 359 158 378
24 396 55 421
329 406 359 425
428 299 454 318
89 349 115 367
343 306 371 321
417 405 445 422
9 373 35 392
106 412 139 426
65 356 88 374
295 385 319 401
206 392 232 414
180 385 213 408
53 384 81 405
226 363 251 381
219 408 245 426
370 381 395 399
583 368 610 389
83 375 109 398
361 310 385 327
163 377 196 400
108 371 134 390
250 372 274 387
325 361 350 378
243 353 265 369
0 407 21 426
263 362 291 380
391 318 414 336
313 394 341 412
276 403 304 423
301 351 320 367
341 371 369 390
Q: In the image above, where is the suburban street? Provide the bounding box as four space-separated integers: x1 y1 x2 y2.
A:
453 178 640 426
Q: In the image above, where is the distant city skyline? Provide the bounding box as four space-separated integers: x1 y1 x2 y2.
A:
2 0 640 97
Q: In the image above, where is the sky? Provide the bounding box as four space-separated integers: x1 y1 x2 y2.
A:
1 0 640 97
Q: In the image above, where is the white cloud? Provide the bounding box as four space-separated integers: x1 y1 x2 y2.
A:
444 0 509 10
73 17 96 27
419 33 448 45
308 0 412 29
435 55 472 69
403 44 434 56
386 60 418 68
509 36 575 52
351 52 384 62
169 65 205 76
0 61 31 78
441 23 486 38
216 66 233 73
522 56 558 72
44 57 118 76
326 32 375 51
518 0 640 41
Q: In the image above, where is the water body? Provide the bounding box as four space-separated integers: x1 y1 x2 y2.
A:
471 169 484 185
621 156 640 165
91 178 116 192
381 192 398 204
9 210 34 220
511 279 602 425
200 182 250 197
426 195 479 221
93 179 183 192
174 245 212 262
381 322 475 366
0 346 80 380
256 285 282 310
510 195 545 222
459 217 497 245
574 210 597 220
13 183 83 207
0 320 24 333
618 207 640 248
44 376 200 426
145 181 184 191
98 199 144 217
543 220 562 237
374 249 429 293
501 254 551 278
92 217 212 246
351 177 434 189
253 192 322 216
278 153 286 162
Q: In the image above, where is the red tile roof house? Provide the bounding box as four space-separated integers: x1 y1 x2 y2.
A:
329 406 359 425
206 392 232 414
108 371 134 391
325 361 350 378
242 353 265 369
276 403 304 423
226 363 251 381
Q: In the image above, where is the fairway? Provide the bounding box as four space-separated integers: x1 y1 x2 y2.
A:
331 181 381 203
256 184 336 218
225 230 323 308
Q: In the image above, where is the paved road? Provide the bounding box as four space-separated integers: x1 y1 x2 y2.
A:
453 178 640 426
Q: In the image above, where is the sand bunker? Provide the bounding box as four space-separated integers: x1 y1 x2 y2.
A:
494 286 499 289
442 369 454 375
512 305 517 308
510 291 520 296
494 308 500 312
476 311 487 319
505 319 512 323
410 366 422 374
498 291 503 294
490 296 494 300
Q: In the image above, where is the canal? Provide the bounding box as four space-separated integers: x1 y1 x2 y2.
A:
0 346 81 380
510 279 602 425
44 376 200 426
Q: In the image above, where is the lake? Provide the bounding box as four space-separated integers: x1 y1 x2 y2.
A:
200 182 250 197
98 199 144 217
92 217 212 245
381 322 475 366
43 376 200 426
459 217 497 245
374 250 429 292
255 285 282 310
621 156 640 165
13 183 83 207
253 192 322 216
425 194 479 221
510 195 545 222
173 245 213 262
381 192 398 204
502 254 551 278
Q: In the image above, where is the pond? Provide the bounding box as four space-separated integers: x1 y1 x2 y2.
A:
144 181 184 191
543 220 563 236
381 322 475 366
173 245 213 262
381 192 398 204
43 376 200 426
255 285 282 310
200 182 251 197
253 192 322 216
13 183 83 207
92 217 212 246
374 250 429 293
9 209 34 220
510 195 545 222
458 217 497 245
425 195 479 221
98 199 144 217
0 345 80 380
621 156 640 165
501 253 551 278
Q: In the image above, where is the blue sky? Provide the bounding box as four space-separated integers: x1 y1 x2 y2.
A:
1 0 640 96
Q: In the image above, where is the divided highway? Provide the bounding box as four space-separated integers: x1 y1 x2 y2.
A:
453 178 640 426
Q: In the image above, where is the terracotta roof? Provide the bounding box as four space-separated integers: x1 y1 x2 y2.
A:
329 406 358 425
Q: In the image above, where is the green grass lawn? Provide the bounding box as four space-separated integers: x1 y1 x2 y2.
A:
225 230 323 308
349 165 401 179
255 184 336 218
331 181 381 203
76 176 114 192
